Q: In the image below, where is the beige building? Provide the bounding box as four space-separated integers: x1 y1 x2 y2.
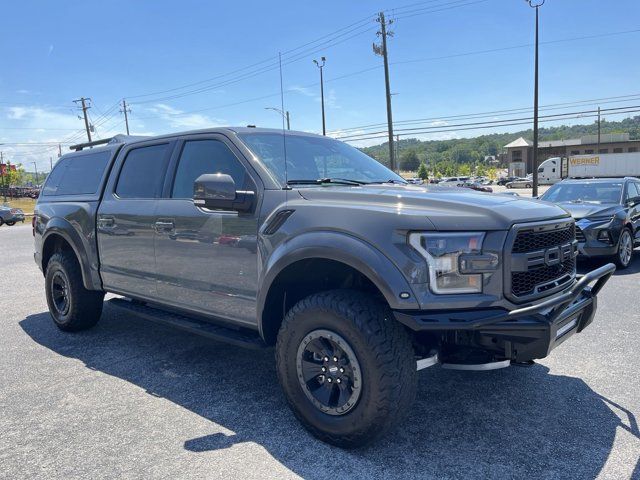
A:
504 133 640 177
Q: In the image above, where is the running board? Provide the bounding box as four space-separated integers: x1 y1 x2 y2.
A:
440 359 511 371
107 298 267 350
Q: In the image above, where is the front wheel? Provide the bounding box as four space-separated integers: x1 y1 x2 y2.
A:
6 221 15 226
276 290 417 448
614 227 634 269
525 183 532 188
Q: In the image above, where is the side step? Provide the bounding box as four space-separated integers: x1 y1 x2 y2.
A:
107 298 268 350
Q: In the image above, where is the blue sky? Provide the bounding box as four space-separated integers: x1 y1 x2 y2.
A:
2 0 639 171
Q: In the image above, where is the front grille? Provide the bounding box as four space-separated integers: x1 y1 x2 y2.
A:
512 223 576 253
512 257 575 297
508 221 577 301
575 227 586 243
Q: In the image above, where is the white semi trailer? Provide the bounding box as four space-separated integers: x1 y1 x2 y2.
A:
537 152 640 184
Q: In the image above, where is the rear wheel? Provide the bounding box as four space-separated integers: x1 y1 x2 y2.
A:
614 227 633 269
525 183 532 188
506 184 512 189
6 221 15 226
276 290 417 448
45 252 104 331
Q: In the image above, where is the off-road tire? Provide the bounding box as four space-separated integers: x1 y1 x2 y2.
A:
275 290 417 448
613 227 634 269
45 252 104 331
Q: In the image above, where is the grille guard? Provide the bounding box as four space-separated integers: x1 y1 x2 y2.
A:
394 263 615 331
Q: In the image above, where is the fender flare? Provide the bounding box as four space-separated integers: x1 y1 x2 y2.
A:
257 231 420 338
41 217 102 291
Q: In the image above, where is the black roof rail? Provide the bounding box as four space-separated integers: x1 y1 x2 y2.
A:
69 138 114 151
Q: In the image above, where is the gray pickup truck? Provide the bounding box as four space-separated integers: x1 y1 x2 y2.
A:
34 128 614 447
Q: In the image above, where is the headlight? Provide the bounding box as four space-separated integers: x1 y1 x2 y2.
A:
585 215 615 223
409 232 487 294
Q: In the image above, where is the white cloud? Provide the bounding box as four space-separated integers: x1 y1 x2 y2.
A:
146 103 225 129
290 85 340 109
48 45 54 55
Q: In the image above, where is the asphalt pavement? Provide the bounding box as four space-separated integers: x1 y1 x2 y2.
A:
1 223 639 479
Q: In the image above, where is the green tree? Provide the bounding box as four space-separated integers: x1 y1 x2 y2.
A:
399 148 420 172
417 162 429 180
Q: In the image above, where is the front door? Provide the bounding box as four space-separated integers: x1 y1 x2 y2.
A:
154 136 260 326
97 142 173 299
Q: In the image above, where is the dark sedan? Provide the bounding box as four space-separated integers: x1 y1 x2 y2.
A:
462 181 493 193
540 177 640 268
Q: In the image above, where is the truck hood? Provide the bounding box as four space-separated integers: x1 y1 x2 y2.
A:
555 202 621 220
296 185 570 230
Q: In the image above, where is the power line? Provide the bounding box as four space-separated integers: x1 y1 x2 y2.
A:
337 106 640 142
329 93 640 134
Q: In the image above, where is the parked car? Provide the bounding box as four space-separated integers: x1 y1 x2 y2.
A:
439 176 470 187
34 129 613 448
505 177 532 189
462 181 493 193
496 176 518 186
406 177 424 185
0 206 25 226
540 177 640 268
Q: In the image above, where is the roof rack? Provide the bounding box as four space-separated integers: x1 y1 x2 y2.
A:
69 134 148 152
70 138 114 151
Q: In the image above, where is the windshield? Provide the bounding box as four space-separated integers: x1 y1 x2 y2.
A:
541 181 622 204
238 132 405 186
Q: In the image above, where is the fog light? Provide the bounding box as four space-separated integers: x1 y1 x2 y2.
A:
597 230 612 244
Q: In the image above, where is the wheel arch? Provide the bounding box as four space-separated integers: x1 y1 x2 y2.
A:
258 231 419 344
41 218 101 291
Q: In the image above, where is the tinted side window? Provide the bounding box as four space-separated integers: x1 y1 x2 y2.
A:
116 144 169 198
627 182 640 200
172 140 246 199
42 151 111 196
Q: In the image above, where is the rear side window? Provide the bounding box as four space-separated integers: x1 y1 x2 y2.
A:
116 144 170 198
42 151 111 196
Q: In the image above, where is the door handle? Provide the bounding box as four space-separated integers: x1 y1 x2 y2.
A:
155 220 175 233
98 216 115 228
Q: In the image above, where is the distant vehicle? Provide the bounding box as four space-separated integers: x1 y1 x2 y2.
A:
439 176 469 187
496 176 518 186
429 178 441 184
505 177 532 189
406 177 424 185
462 181 493 193
0 206 25 226
498 191 520 197
538 153 640 184
540 177 640 268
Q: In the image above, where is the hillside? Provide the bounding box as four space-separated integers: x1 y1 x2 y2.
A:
361 116 640 170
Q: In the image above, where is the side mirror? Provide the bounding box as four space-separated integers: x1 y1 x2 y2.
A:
193 173 254 212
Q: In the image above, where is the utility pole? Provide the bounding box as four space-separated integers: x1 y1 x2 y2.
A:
525 0 544 197
50 157 53 171
396 134 400 164
1 151 5 204
597 106 601 151
73 97 92 142
313 57 327 135
121 99 132 135
58 143 62 158
286 110 291 131
374 11 396 171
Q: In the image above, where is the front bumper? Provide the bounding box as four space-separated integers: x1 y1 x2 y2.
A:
394 263 615 362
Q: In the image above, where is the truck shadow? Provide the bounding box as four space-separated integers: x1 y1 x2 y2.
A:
20 308 638 479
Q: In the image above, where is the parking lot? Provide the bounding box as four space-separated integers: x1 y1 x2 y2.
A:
1 223 639 479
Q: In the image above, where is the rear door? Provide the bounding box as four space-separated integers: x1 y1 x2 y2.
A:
97 141 174 299
153 135 261 326
628 182 640 242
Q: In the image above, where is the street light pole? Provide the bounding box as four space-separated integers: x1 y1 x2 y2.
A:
313 57 326 135
265 107 291 130
526 0 545 198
